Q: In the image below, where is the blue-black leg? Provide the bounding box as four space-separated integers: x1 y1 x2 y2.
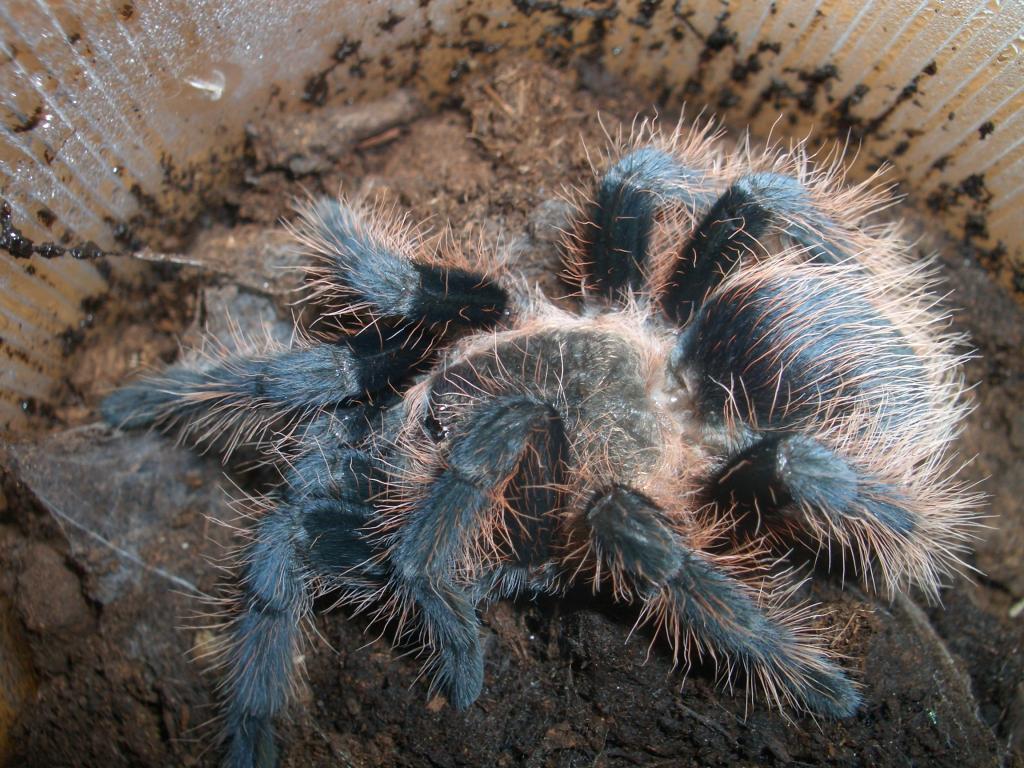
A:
302 198 508 328
729 173 851 265
586 485 860 717
102 330 428 452
391 395 565 708
710 433 917 547
662 173 852 322
577 147 710 298
221 447 384 768
662 183 772 323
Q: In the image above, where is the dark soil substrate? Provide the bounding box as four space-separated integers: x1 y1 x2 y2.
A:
2 62 1022 768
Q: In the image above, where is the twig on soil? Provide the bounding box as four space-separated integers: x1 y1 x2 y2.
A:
130 249 207 267
676 701 734 740
482 81 516 117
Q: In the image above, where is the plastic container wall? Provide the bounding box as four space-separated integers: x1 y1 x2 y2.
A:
2 0 1022 429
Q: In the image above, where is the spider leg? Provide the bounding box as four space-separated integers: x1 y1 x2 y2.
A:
661 172 856 323
709 433 932 590
569 147 711 298
712 433 916 530
295 197 508 329
102 330 427 456
390 395 565 708
585 484 860 718
220 447 385 768
670 262 970 592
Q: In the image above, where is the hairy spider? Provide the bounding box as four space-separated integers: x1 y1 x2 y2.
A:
103 120 977 768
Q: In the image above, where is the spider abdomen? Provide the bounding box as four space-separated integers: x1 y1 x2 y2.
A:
673 266 932 436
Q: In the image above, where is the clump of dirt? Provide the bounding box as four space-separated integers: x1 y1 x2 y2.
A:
2 61 1022 768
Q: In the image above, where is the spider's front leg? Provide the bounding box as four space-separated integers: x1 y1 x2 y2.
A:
218 444 387 768
584 484 860 717
387 394 567 708
104 193 510 457
102 329 427 456
292 196 509 331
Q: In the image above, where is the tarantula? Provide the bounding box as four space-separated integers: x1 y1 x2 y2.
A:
102 121 976 768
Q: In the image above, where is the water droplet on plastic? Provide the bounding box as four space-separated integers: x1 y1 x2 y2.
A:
185 69 226 101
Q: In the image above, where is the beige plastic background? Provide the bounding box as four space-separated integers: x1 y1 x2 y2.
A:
2 0 1022 430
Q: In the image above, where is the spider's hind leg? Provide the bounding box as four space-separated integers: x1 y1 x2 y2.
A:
708 433 943 593
671 261 973 594
661 172 859 323
566 146 712 300
585 484 860 718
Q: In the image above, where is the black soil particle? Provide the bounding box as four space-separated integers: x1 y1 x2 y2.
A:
10 106 43 134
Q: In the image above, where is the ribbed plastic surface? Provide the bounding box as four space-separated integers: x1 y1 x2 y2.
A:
2 0 1021 428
